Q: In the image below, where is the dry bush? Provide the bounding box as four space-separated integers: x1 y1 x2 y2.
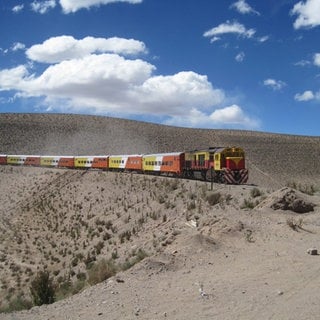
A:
250 187 262 198
287 182 316 195
206 192 222 206
286 217 303 231
87 259 117 285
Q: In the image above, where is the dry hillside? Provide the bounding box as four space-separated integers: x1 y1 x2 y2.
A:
0 113 320 320
1 113 320 188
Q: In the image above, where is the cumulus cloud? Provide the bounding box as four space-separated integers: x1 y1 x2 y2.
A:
294 90 314 101
0 35 259 129
59 0 142 13
203 21 256 43
291 0 320 29
12 4 24 13
0 66 30 91
230 0 260 15
31 0 56 14
130 72 225 116
263 78 287 91
164 105 260 129
26 36 147 63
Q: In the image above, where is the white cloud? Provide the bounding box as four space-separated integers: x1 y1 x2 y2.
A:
258 35 269 43
26 35 147 63
263 78 287 91
203 21 256 43
314 53 320 66
12 4 24 13
294 90 314 101
130 72 225 115
0 36 260 129
235 52 245 62
12 42 26 52
164 105 260 129
210 105 257 126
0 66 30 91
59 0 142 13
294 59 311 66
291 0 320 29
230 0 260 15
31 0 56 14
0 54 224 121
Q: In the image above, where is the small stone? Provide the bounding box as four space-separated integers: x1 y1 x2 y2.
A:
307 248 318 255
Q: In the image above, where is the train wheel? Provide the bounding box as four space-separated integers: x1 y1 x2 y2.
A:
205 169 216 182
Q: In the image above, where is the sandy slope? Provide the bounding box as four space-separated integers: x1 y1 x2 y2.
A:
0 113 320 320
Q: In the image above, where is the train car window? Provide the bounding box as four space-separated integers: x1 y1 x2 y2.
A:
198 154 205 166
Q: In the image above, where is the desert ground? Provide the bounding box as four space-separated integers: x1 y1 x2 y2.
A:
0 113 320 320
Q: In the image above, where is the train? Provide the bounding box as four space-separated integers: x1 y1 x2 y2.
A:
0 146 248 184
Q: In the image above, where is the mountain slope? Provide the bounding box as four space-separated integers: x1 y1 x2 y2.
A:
1 113 319 188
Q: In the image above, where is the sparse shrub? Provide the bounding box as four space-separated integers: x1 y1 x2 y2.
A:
111 250 118 260
157 195 166 204
245 229 254 242
250 187 262 198
0 295 33 313
241 198 255 209
119 230 131 243
121 248 148 271
287 182 316 195
88 259 117 285
187 200 196 210
30 271 55 306
286 217 303 231
95 241 104 255
206 192 222 206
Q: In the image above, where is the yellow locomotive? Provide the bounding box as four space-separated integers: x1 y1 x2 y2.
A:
183 147 248 184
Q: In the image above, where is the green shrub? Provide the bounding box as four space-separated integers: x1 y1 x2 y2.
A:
0 295 33 313
30 271 55 306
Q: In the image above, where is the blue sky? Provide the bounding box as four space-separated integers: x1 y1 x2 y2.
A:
1 0 320 136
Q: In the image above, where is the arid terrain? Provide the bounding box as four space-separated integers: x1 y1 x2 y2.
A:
0 113 320 320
